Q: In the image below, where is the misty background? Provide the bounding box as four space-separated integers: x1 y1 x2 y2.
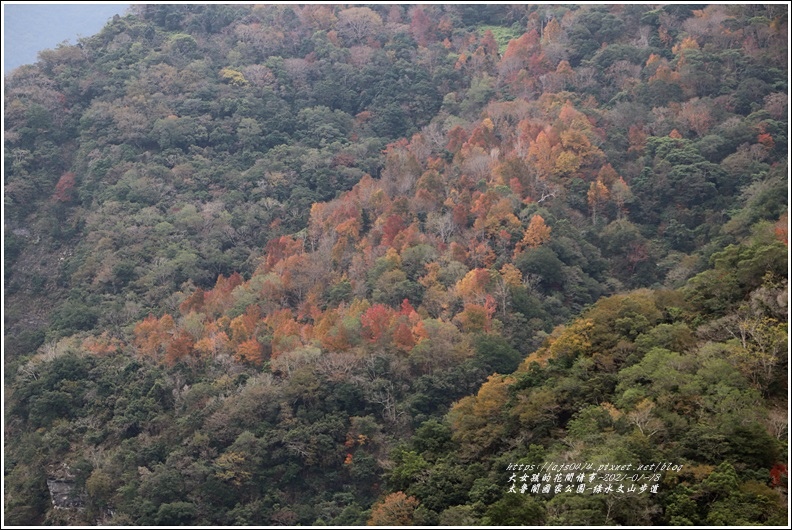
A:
3 3 130 74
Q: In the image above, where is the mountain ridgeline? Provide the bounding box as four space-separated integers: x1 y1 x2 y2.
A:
3 4 788 526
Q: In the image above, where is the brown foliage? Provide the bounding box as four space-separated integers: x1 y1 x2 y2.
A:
235 338 263 365
53 172 77 203
367 492 420 526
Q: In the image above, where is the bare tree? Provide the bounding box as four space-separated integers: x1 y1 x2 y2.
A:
337 7 383 44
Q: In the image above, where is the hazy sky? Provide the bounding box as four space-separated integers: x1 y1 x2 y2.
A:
3 2 130 74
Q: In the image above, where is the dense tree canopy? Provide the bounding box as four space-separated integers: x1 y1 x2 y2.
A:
4 4 787 526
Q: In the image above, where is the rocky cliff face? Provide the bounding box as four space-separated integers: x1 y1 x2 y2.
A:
46 464 85 510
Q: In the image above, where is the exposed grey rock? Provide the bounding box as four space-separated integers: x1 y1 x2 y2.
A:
45 464 86 510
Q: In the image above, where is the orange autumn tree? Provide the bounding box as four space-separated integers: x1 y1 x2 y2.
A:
774 212 788 245
471 192 521 238
455 268 492 304
179 288 206 314
267 308 303 357
526 129 555 181
229 305 261 344
587 179 610 224
203 273 244 317
454 300 495 333
392 319 417 352
193 320 230 359
391 299 421 352
526 101 604 186
554 101 604 176
361 303 394 344
81 332 122 356
133 313 196 365
263 235 304 271
53 171 77 203
514 214 551 257
235 338 263 365
312 302 364 352
133 314 175 358
367 492 420 526
164 330 195 366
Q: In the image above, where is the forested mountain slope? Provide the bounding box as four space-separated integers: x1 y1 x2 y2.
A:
4 4 788 526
